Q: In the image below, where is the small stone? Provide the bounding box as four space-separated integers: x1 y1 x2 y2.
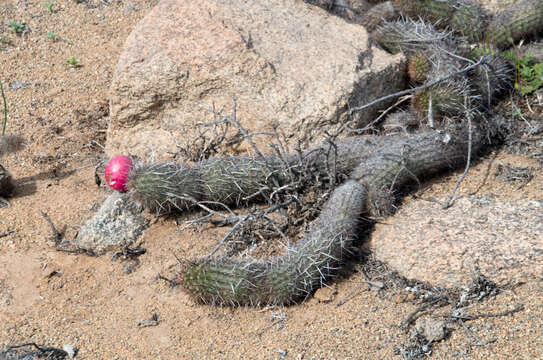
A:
62 344 78 359
392 294 407 304
313 286 337 303
276 348 288 357
122 260 139 275
72 192 150 255
414 317 447 342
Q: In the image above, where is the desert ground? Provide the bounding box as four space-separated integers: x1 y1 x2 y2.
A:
1 0 542 359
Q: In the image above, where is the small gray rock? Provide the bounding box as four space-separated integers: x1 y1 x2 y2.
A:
122 260 139 275
520 40 543 64
414 317 447 343
73 192 150 255
62 344 78 359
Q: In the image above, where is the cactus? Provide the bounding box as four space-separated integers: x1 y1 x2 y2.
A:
360 1 397 32
0 164 14 198
449 0 487 43
350 122 488 216
177 123 490 306
127 158 288 212
407 53 431 83
392 0 487 43
485 0 543 50
392 0 451 25
470 53 513 106
382 110 419 133
178 179 366 306
411 80 471 123
373 18 456 54
126 135 408 213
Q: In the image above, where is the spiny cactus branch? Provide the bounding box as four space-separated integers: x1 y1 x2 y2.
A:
177 179 367 306
176 117 494 306
349 55 488 115
485 0 543 49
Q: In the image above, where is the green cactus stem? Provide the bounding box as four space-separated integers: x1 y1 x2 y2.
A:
449 0 488 43
407 53 431 83
179 179 366 306
127 136 411 213
485 0 543 50
470 52 513 106
410 80 471 123
177 121 492 306
374 18 456 55
392 0 487 43
392 0 451 24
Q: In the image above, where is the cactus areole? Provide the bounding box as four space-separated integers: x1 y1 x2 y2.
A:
105 155 133 192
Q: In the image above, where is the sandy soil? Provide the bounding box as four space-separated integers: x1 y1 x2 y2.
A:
1 0 542 359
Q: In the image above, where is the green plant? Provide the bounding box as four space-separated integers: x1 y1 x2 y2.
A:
485 0 543 49
501 51 543 95
179 180 366 305
407 53 430 83
44 1 55 12
470 52 513 104
392 0 486 42
8 21 27 35
66 56 80 67
0 80 7 136
46 30 58 41
173 124 490 306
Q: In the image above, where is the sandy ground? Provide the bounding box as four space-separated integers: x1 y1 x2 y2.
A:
0 0 542 359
